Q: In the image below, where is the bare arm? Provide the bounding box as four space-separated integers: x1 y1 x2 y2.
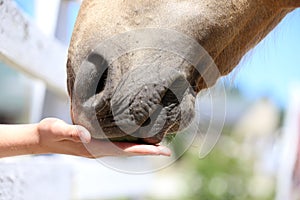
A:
0 118 171 158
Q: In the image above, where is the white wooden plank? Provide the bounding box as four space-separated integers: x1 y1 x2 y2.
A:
0 156 73 200
0 0 68 98
276 85 300 200
34 0 61 37
27 79 46 123
62 156 154 199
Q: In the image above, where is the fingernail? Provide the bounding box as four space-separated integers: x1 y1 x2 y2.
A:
158 146 171 156
76 125 91 143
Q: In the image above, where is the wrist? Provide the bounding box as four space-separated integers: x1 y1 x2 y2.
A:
0 123 42 158
16 123 43 156
28 123 44 155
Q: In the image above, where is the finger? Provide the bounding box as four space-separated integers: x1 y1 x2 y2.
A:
74 125 91 143
85 140 171 157
112 142 171 156
122 144 172 156
55 121 91 143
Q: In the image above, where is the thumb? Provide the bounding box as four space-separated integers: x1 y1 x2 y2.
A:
74 125 92 143
57 122 91 143
39 118 92 143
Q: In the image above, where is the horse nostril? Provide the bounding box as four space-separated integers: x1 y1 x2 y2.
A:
141 118 151 127
162 76 188 106
162 89 178 106
96 68 108 94
85 52 109 95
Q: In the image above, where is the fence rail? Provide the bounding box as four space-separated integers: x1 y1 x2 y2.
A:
0 0 68 98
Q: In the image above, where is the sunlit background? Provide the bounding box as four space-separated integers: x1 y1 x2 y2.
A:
0 1 300 199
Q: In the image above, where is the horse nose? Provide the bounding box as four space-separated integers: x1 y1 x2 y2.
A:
71 52 191 143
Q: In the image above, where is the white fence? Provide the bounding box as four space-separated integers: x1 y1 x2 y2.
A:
0 1 154 199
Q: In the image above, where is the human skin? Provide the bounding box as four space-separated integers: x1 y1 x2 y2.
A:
0 118 171 158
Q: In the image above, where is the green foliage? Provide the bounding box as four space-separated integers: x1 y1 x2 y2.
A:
175 134 275 200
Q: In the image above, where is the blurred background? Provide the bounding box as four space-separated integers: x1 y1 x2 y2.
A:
0 0 300 199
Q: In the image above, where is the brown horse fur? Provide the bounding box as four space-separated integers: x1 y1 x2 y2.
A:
67 0 300 144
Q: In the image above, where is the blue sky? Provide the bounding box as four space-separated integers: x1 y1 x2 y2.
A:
233 8 300 108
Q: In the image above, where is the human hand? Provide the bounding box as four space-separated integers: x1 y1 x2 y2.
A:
37 118 171 158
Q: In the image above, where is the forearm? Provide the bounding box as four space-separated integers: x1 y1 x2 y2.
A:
0 124 41 158
0 118 171 158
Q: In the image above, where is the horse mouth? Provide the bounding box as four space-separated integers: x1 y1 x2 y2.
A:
70 77 191 144
70 103 180 144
